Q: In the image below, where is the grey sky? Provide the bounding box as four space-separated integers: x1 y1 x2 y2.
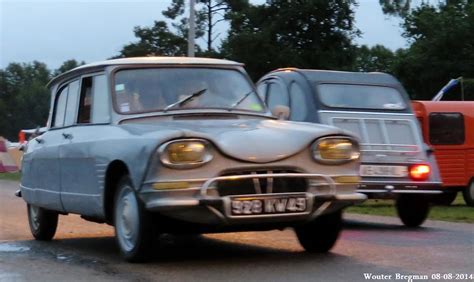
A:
0 0 407 69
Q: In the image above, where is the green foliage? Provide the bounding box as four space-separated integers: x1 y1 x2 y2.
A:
0 62 51 140
162 0 246 53
354 45 397 73
116 21 189 58
379 0 411 17
392 1 474 100
53 59 85 77
0 60 86 141
222 0 360 80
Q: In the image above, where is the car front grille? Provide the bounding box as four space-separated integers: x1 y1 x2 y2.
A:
216 170 308 196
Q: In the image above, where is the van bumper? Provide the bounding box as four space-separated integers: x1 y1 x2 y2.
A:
357 181 444 198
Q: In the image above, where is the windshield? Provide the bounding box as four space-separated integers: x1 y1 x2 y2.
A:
113 68 264 114
316 83 407 110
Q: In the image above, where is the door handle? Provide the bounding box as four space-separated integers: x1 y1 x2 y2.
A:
62 133 73 140
34 137 44 144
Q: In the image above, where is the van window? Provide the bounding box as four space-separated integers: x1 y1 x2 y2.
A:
289 82 308 121
266 82 289 110
317 84 406 110
429 113 465 145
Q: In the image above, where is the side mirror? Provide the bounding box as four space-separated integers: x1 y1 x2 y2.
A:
271 105 290 120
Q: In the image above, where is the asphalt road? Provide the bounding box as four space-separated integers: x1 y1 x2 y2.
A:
1 179 473 282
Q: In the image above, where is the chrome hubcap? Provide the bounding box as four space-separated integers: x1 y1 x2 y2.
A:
115 186 140 252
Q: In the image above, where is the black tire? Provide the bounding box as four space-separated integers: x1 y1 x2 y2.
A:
27 204 58 241
432 192 457 206
396 195 430 227
462 179 474 207
113 175 154 262
295 211 342 253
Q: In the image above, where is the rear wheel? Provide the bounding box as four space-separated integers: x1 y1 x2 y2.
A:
114 175 154 262
27 204 58 241
462 179 474 207
295 211 342 253
396 195 430 227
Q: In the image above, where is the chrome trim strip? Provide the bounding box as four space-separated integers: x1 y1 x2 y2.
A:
360 181 442 185
142 178 208 185
319 110 414 116
358 189 443 194
200 173 337 197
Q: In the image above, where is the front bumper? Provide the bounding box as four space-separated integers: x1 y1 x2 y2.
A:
357 180 444 197
140 173 366 225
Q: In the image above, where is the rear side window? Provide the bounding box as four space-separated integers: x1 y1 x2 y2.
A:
266 82 289 109
289 82 308 121
429 113 465 145
316 83 406 110
53 86 68 127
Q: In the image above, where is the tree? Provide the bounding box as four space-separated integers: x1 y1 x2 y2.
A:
115 21 189 58
0 62 51 140
53 59 85 76
392 1 474 99
354 45 397 73
163 0 246 54
221 0 360 79
379 0 411 17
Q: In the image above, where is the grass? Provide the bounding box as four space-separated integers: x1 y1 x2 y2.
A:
347 194 474 223
0 172 21 181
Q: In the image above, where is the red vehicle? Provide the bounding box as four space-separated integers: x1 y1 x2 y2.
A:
412 101 474 205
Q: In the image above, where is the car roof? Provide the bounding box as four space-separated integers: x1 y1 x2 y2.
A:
48 57 243 87
412 100 474 117
269 68 401 86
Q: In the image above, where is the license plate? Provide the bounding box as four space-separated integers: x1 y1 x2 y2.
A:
360 165 408 177
230 195 307 216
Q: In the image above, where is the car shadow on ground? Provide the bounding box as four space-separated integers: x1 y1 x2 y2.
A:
22 233 346 265
343 219 430 231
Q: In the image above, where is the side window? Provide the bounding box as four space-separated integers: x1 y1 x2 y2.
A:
266 82 289 110
78 77 93 123
289 82 308 121
53 86 69 127
78 74 110 124
429 112 465 145
63 80 80 126
256 83 267 101
91 75 110 123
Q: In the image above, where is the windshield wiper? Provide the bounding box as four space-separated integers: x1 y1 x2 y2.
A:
229 90 255 110
163 88 207 112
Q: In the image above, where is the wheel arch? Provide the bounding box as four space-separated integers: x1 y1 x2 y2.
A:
103 160 131 224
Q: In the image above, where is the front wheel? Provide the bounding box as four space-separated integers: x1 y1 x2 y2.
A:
462 180 474 207
295 211 342 253
114 176 154 262
396 195 430 227
27 204 58 241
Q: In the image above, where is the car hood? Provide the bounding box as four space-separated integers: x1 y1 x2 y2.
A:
120 119 349 163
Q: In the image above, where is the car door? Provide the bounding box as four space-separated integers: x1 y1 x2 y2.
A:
21 84 72 212
59 74 111 217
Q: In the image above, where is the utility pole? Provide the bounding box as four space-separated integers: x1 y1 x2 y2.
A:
188 0 195 57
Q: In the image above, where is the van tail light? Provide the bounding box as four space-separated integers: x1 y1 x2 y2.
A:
409 164 430 181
